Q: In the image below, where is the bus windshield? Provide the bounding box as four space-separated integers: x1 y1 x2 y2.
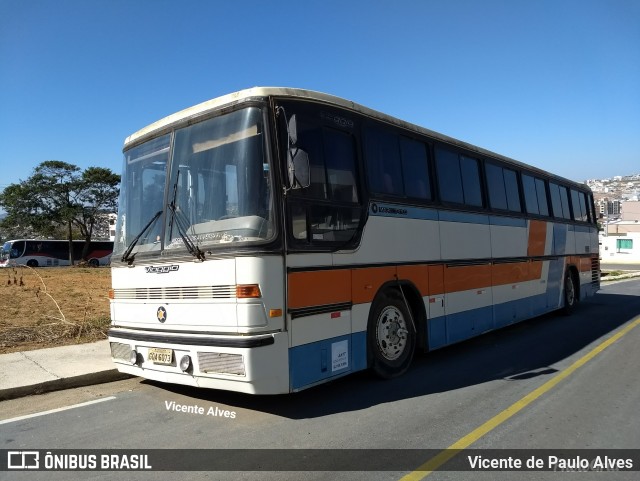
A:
113 107 275 258
2 241 23 260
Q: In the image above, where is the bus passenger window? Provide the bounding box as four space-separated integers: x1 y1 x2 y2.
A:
485 162 524 214
364 127 403 196
435 147 463 204
400 137 431 200
460 156 483 207
522 174 539 214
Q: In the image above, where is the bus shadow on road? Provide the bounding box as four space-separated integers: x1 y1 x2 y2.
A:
148 289 640 419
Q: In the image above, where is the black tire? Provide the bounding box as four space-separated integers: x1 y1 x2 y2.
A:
88 258 99 267
367 291 416 379
26 259 39 267
562 269 577 315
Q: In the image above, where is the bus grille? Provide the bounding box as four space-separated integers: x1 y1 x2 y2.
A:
112 285 236 300
110 342 131 361
198 352 245 376
591 257 600 284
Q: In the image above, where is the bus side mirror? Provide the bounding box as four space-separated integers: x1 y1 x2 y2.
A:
286 114 310 189
288 148 310 189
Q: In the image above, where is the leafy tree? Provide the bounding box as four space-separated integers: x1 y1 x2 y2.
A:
0 161 120 265
74 167 120 260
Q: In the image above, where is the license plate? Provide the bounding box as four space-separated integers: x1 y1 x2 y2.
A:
148 348 173 365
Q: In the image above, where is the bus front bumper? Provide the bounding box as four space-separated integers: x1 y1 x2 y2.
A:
108 328 290 395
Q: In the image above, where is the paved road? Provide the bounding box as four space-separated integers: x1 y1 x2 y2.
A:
2 279 640 481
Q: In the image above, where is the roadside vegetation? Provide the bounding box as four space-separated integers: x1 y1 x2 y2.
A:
0 266 111 354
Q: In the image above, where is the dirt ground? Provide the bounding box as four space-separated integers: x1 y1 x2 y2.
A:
0 266 111 353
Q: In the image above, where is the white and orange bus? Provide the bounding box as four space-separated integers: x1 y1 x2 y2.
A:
108 87 599 394
1 239 113 268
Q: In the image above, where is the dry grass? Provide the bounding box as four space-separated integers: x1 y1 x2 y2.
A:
0 266 111 353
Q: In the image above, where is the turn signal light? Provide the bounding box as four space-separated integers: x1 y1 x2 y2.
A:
236 284 261 298
108 289 115 299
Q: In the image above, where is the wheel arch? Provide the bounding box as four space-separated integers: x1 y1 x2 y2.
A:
370 279 428 354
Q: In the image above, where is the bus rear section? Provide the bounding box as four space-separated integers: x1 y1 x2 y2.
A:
108 256 290 394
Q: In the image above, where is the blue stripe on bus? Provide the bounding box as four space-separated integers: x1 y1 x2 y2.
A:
427 293 558 351
490 216 527 228
547 257 565 306
370 202 528 229
553 224 567 255
438 210 489 225
369 203 439 221
289 332 367 391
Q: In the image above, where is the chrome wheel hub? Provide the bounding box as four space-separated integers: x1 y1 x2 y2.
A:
376 306 409 361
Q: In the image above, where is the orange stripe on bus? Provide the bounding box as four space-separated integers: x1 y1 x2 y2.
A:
567 255 592 272
352 266 397 304
288 259 549 311
288 270 351 309
529 260 543 279
428 265 445 296
397 264 430 296
527 220 547 257
443 264 492 293
492 262 530 286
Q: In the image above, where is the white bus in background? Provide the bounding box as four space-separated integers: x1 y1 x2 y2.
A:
108 87 599 394
0 239 113 268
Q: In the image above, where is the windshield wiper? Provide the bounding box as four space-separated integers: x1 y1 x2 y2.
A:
121 210 162 265
167 178 206 262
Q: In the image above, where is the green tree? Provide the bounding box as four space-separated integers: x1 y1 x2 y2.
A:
74 167 120 260
0 161 120 265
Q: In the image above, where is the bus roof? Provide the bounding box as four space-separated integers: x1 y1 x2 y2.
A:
124 86 589 191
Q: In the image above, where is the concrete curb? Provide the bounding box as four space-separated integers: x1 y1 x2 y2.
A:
0 370 131 401
600 271 640 282
0 340 132 401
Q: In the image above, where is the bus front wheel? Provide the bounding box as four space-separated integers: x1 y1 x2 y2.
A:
367 291 416 379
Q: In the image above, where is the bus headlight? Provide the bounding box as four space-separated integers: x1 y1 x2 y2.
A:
179 355 192 372
130 349 139 365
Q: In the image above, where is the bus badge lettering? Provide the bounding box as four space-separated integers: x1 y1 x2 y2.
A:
157 306 167 323
145 265 179 274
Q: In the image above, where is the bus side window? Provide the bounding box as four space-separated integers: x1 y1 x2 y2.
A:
364 126 403 196
522 174 549 216
400 137 431 200
435 147 463 204
486 163 521 213
435 147 482 207
522 174 539 214
324 128 359 203
549 182 571 220
535 178 549 216
287 113 361 247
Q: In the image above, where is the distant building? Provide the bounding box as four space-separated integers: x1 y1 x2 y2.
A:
108 213 117 241
596 198 621 217
600 232 640 264
605 201 640 235
621 201 640 222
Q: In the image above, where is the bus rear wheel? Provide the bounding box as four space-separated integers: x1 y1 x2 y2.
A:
562 269 577 315
367 291 416 379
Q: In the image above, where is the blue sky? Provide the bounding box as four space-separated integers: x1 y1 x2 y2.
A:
1 0 638 194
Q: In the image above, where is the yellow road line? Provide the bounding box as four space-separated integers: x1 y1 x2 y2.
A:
400 315 640 480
